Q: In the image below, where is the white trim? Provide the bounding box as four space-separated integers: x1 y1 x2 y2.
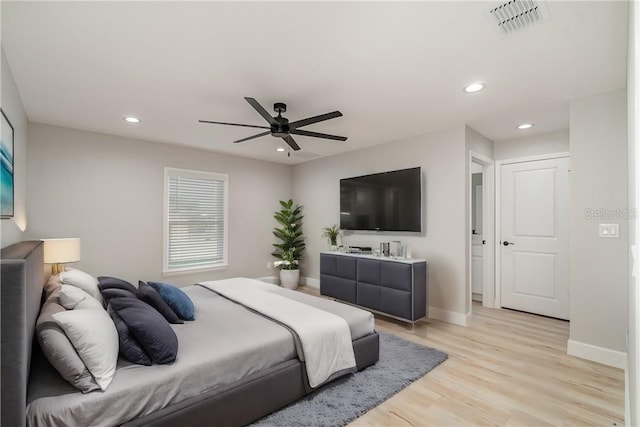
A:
428 306 470 327
468 151 496 311
162 263 228 277
567 339 628 369
163 167 229 274
496 151 570 166
494 152 570 310
300 276 320 289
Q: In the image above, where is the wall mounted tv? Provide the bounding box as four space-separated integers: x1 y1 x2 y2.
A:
340 167 422 232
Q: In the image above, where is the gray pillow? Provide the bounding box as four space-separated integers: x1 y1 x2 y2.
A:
44 273 62 300
36 296 100 393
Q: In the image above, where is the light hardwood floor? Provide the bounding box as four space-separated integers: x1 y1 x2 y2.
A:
301 288 625 426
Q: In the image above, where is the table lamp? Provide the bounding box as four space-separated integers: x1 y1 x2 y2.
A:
43 238 81 275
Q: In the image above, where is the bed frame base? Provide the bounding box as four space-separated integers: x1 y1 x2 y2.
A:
123 333 380 427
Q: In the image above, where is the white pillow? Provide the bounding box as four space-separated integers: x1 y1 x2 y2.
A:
59 285 103 310
60 268 103 305
52 308 119 391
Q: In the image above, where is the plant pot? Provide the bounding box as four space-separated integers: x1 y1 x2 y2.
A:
279 269 300 289
330 245 338 252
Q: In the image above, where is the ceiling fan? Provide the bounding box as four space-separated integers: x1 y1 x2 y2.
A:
199 97 347 152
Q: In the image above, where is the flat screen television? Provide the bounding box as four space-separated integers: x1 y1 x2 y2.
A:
340 167 422 232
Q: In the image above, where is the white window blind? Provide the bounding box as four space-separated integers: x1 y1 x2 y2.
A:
164 168 228 273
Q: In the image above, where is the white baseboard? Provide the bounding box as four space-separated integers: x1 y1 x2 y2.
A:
428 306 470 327
567 339 627 369
300 276 320 289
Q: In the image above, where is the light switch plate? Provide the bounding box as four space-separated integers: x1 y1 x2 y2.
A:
599 223 620 238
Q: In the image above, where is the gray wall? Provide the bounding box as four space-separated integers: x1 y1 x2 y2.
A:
292 125 469 318
494 129 569 160
569 89 628 353
26 123 292 286
1 48 28 247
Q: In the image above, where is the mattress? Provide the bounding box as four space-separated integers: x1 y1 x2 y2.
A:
26 282 375 427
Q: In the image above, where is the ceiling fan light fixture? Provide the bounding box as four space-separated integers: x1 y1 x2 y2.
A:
123 116 140 123
200 97 346 152
463 82 486 93
517 123 534 130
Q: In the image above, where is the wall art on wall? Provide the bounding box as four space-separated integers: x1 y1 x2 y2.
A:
1 109 14 218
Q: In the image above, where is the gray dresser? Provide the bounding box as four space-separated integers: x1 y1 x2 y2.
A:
320 252 427 323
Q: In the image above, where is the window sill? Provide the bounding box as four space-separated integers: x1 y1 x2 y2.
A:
162 263 228 277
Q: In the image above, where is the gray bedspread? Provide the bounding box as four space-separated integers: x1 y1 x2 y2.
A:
26 282 375 427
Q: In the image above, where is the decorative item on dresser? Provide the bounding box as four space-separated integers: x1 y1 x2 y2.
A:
321 224 340 251
320 252 427 323
272 199 305 289
42 238 81 274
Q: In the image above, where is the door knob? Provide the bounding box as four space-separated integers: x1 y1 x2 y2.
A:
503 241 515 246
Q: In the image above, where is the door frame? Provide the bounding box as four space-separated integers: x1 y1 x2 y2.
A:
468 151 496 312
495 151 570 309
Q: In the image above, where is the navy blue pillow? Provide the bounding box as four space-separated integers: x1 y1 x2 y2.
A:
148 282 195 321
137 281 183 324
109 297 178 365
101 288 137 305
98 276 138 294
107 305 151 366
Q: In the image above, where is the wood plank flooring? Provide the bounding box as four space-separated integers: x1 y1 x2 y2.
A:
300 287 625 426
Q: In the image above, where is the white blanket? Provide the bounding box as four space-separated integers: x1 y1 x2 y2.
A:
199 278 356 388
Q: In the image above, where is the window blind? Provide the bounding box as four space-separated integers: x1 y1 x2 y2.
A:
165 169 227 271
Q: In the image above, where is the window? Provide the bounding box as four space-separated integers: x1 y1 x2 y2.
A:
164 168 228 273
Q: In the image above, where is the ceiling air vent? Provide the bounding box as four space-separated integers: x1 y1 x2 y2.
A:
488 0 550 36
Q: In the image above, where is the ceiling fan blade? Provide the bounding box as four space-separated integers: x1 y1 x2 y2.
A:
199 120 269 130
244 97 278 126
289 129 347 141
233 131 271 143
289 111 343 129
282 135 301 151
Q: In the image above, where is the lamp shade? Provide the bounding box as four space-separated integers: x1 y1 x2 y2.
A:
43 238 81 264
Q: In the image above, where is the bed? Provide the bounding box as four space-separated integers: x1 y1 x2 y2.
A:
0 241 380 427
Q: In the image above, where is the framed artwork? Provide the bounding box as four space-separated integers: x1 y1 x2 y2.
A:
1 108 14 218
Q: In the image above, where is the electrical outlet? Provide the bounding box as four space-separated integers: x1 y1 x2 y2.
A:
266 262 272 270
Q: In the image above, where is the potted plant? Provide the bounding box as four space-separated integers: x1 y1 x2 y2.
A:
272 199 305 289
321 224 340 251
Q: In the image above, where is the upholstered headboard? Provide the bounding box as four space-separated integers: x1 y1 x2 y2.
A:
1 241 45 427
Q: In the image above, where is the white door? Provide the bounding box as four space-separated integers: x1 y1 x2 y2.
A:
500 157 570 320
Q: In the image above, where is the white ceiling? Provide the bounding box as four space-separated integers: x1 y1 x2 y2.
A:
1 1 628 164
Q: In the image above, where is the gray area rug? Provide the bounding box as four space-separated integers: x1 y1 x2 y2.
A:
253 331 448 427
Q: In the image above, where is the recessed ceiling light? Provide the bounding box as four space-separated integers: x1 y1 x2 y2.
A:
276 147 286 152
123 116 140 123
463 82 485 93
517 123 534 130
